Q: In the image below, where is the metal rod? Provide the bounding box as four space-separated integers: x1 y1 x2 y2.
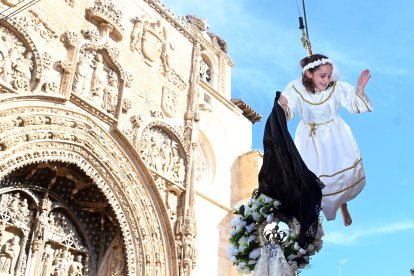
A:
301 0 310 39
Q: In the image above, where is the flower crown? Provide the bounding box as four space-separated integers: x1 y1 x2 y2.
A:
302 58 332 73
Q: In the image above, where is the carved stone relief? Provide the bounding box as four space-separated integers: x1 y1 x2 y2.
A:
174 209 196 273
72 51 120 116
130 16 173 76
26 10 59 42
0 105 178 275
0 161 126 276
140 125 186 185
0 26 34 92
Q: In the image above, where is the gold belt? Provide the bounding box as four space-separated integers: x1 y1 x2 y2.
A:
307 119 333 136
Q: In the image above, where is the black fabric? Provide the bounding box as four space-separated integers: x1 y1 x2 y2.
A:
257 92 322 246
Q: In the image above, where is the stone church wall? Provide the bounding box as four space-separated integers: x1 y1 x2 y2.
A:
0 0 260 275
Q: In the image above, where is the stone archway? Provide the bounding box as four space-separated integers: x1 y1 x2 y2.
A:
0 104 178 275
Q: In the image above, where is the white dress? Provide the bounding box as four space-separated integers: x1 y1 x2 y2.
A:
282 79 373 220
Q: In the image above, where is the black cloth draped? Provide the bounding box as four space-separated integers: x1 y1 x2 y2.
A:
257 92 322 245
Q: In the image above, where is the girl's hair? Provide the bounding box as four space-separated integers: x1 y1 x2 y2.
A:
300 54 334 93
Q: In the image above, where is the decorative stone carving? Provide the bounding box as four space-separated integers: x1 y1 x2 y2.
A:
81 29 100 44
161 86 177 118
0 29 33 91
130 16 174 76
28 10 59 42
0 106 178 275
174 210 196 273
140 126 186 185
0 192 32 229
0 235 21 274
86 0 124 41
72 51 120 115
130 16 145 53
0 18 44 94
61 30 80 48
122 98 131 113
167 70 187 91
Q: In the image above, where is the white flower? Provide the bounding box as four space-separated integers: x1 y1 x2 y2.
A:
230 215 243 227
236 261 247 272
229 194 324 274
251 211 261 222
238 236 248 247
249 248 262 260
245 223 255 233
244 206 252 217
234 220 246 233
293 242 300 251
298 248 307 255
261 194 273 203
229 228 237 237
302 58 333 73
247 234 256 243
227 244 237 257
227 244 239 259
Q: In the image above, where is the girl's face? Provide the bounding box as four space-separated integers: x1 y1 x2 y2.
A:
306 64 333 91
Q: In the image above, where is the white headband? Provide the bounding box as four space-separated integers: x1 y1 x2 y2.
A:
302 58 333 73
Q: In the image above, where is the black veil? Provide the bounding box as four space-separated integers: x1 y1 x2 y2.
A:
257 91 323 246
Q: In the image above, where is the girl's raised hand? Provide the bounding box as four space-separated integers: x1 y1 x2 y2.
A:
357 69 371 93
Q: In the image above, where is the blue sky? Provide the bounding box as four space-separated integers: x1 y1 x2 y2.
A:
162 1 414 275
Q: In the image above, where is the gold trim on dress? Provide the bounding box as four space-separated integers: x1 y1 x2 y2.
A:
292 81 336 105
356 93 373 112
319 158 362 178
322 176 365 197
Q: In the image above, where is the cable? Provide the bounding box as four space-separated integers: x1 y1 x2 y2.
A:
0 0 39 21
0 0 41 23
295 0 302 17
0 0 28 18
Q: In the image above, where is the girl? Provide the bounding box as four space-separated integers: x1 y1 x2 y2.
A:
279 54 372 226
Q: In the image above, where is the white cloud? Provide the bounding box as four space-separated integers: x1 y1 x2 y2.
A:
324 221 414 245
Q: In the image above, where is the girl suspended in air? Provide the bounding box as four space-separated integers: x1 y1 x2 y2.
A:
279 54 372 226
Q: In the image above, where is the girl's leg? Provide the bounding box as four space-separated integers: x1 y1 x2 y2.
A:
340 202 352 226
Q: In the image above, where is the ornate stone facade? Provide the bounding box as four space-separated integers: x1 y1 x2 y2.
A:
0 0 260 275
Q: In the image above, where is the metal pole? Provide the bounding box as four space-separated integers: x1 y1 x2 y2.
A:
301 0 310 39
